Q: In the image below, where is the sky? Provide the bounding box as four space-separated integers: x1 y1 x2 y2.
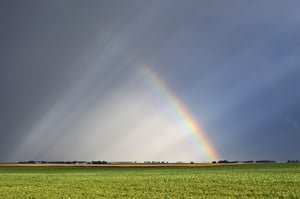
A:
0 0 300 162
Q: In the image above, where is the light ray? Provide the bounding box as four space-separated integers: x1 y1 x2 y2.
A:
140 64 220 161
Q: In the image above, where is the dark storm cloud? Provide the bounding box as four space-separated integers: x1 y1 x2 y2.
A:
0 0 147 160
0 0 299 162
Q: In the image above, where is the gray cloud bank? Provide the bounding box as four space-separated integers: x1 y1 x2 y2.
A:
0 0 299 162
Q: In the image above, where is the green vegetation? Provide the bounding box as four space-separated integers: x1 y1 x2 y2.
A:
0 163 300 198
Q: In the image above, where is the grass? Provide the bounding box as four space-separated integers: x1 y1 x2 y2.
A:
0 163 299 198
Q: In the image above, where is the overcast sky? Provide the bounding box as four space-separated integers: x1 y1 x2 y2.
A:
0 0 300 162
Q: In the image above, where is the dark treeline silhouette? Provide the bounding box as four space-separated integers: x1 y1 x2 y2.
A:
91 161 108 164
143 161 169 164
213 160 281 164
255 160 276 163
287 160 299 163
18 160 108 164
16 159 299 165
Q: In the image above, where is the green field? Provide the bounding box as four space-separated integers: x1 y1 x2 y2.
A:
0 163 299 198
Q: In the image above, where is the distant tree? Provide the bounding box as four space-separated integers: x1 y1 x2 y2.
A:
91 161 108 164
218 160 230 164
256 160 275 163
243 160 254 163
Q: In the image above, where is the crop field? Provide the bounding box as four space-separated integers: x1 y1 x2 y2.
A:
0 163 299 198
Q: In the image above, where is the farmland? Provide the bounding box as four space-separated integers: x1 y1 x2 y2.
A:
0 163 299 198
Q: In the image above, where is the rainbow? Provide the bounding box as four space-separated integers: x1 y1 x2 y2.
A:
140 64 220 161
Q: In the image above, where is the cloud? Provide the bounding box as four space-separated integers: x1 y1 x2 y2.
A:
285 117 300 129
8 69 202 162
2 0 300 162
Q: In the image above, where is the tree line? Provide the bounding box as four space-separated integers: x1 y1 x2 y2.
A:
17 159 299 165
18 160 108 164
